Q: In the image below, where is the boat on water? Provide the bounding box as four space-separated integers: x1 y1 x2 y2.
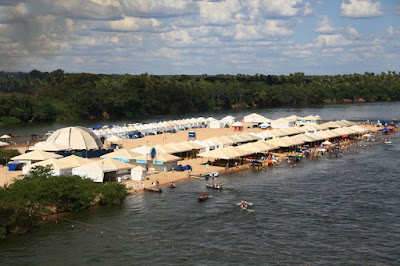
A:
198 193 208 201
144 187 162 193
206 183 223 189
209 171 219 178
240 200 248 210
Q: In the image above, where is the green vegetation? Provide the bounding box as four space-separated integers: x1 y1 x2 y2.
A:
0 166 127 239
1 70 400 122
0 149 21 165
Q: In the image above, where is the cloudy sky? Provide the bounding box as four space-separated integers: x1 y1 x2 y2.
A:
0 0 399 75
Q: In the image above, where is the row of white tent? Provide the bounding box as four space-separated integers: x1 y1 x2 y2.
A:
90 113 324 139
197 124 370 160
91 116 237 137
13 151 147 183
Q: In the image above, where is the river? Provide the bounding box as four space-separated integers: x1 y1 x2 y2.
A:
1 102 400 265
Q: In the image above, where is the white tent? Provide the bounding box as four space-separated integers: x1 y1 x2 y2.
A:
243 113 271 123
72 162 117 183
28 141 70 152
221 115 236 125
271 118 294 128
131 145 152 155
46 126 103 150
0 141 10 147
209 120 224 129
100 149 142 163
131 165 147 181
11 150 63 165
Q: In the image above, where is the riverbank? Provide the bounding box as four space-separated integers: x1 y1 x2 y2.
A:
0 123 384 188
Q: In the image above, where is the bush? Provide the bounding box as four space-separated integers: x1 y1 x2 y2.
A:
0 149 21 165
0 117 21 125
0 166 127 238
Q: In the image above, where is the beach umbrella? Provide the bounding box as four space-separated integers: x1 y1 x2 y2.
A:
321 141 332 145
0 141 10 147
0 134 11 139
363 134 372 137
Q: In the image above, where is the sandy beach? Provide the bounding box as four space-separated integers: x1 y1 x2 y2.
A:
0 123 383 189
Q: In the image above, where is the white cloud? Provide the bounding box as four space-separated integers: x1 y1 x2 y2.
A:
259 0 308 17
198 0 242 25
108 16 163 32
346 25 360 38
120 0 197 18
313 34 354 48
0 2 29 23
315 16 338 34
303 1 313 16
40 0 122 20
234 20 293 41
340 0 383 18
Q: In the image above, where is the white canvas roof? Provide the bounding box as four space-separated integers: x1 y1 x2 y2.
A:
130 145 152 155
29 141 70 151
11 150 63 161
134 153 181 162
101 149 142 160
102 158 134 170
46 126 103 150
58 155 91 167
243 113 271 123
23 158 68 171
0 141 10 147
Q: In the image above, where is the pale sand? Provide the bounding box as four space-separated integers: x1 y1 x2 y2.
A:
0 123 383 188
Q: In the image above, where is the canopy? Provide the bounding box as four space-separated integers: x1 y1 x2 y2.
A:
101 149 142 160
29 141 70 152
106 135 123 142
46 126 103 150
11 150 63 161
0 141 10 147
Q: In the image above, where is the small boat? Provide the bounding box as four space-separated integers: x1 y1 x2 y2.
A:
144 187 162 193
198 194 208 201
240 200 248 210
209 171 219 178
206 184 223 189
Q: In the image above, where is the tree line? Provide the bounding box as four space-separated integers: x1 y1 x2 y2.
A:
0 70 399 124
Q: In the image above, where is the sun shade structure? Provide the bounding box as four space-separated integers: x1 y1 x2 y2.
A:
243 113 271 123
72 162 117 183
11 150 63 162
22 155 91 176
46 126 103 150
0 141 10 147
29 141 71 152
100 149 142 163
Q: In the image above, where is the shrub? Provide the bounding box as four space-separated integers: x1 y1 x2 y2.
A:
0 166 127 238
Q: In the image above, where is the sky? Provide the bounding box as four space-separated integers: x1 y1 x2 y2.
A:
0 0 399 75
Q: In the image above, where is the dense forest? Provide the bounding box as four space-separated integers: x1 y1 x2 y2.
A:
0 70 399 124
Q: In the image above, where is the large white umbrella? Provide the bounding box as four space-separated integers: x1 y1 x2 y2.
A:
0 135 11 139
321 141 332 145
0 141 10 147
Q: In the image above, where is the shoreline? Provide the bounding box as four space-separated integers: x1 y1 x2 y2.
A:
0 123 386 189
